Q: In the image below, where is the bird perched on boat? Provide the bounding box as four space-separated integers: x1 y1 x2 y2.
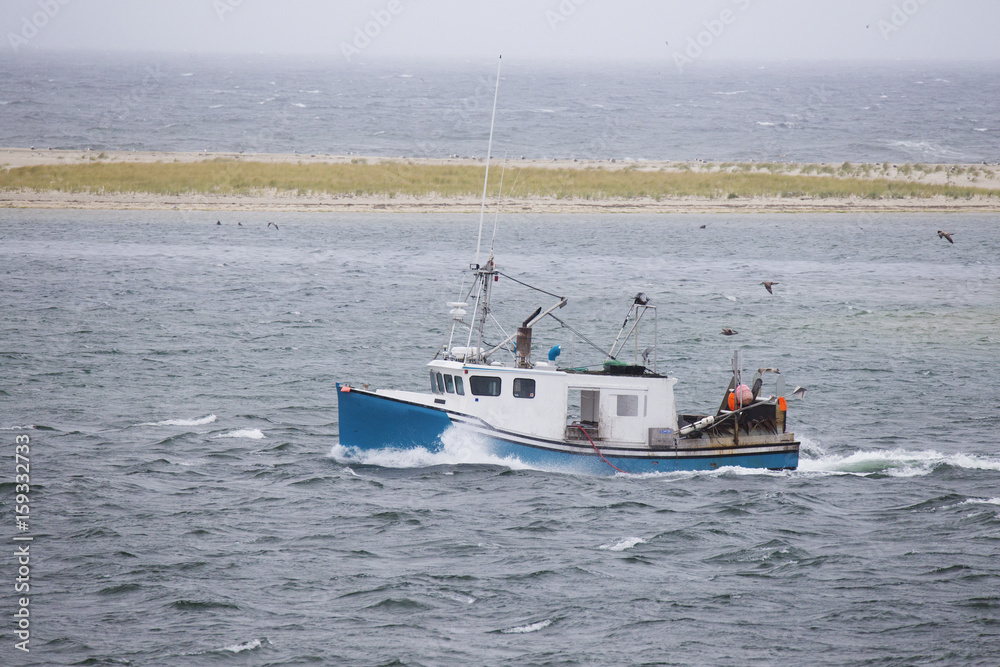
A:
721 328 738 336
634 292 650 305
268 222 279 230
761 281 779 294
937 230 954 243
641 346 653 364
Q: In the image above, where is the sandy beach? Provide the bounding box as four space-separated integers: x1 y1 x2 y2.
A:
2 147 999 213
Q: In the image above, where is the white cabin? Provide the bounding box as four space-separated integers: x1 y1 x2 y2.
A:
413 359 678 445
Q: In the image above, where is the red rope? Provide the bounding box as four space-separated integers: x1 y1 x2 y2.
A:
574 425 628 474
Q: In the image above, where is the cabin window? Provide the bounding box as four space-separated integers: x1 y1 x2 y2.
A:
436 372 445 394
444 374 455 394
430 370 439 394
469 375 502 397
454 376 465 396
513 378 536 399
617 394 639 417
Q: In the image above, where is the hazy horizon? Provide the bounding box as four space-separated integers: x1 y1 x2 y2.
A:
3 0 999 64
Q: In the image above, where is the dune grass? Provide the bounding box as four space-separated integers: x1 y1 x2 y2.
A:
1 159 997 200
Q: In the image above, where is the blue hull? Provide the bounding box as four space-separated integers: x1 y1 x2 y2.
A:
337 384 798 474
337 384 454 450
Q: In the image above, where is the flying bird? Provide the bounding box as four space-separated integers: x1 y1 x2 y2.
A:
937 230 954 243
721 328 738 336
790 386 806 399
268 222 279 230
761 281 779 294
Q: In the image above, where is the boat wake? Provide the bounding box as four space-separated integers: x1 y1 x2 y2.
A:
798 439 1000 477
331 432 1000 480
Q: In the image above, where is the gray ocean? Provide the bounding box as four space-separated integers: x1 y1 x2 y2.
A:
2 209 999 666
2 56 1000 665
1 53 999 163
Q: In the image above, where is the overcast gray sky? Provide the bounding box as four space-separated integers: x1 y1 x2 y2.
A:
4 0 999 62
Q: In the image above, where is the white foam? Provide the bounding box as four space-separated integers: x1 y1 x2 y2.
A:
799 447 1000 477
715 90 747 95
180 73 194 77
0 425 35 430
888 140 963 159
221 639 263 653
756 121 776 126
599 537 646 552
329 426 531 470
962 497 1000 506
213 428 266 440
291 103 307 108
501 619 552 634
208 104 223 109
140 414 216 427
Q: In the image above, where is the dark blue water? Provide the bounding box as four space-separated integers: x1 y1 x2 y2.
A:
1 210 998 665
2 53 999 164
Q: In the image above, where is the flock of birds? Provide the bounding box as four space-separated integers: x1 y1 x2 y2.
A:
719 229 957 337
215 220 279 230
210 218 957 347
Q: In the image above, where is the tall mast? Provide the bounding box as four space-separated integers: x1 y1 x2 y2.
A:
473 56 502 270
466 56 502 360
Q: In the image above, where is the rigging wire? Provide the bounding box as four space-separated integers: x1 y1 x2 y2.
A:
547 313 610 359
488 150 508 259
496 272 564 300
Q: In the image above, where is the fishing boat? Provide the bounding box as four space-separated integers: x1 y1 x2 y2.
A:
335 60 800 474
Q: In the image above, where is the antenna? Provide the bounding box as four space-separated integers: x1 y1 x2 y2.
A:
473 55 502 270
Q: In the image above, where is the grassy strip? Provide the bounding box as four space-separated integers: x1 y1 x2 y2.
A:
1 159 997 200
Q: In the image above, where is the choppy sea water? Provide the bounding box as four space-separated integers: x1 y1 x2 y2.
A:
2 53 999 164
1 210 998 665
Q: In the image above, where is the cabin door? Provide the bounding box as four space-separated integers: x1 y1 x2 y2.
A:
601 391 648 443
